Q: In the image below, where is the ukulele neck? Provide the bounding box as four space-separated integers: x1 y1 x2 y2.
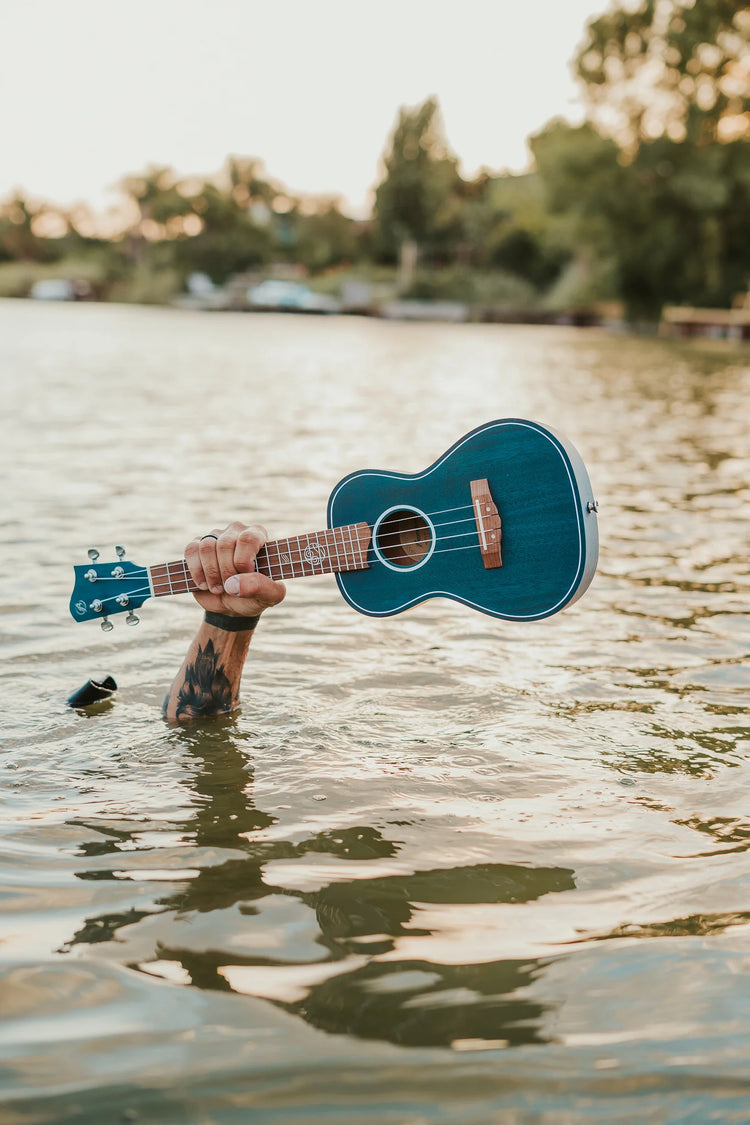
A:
148 522 372 597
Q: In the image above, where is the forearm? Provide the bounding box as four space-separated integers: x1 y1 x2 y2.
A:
165 522 285 720
163 615 259 721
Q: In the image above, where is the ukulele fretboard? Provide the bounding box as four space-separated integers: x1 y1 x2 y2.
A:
148 522 372 596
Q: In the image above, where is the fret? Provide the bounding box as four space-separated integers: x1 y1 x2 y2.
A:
273 539 288 581
294 533 308 576
346 523 357 572
342 525 353 572
287 538 300 578
291 535 308 577
358 523 367 568
179 559 191 593
337 528 348 571
330 528 339 571
255 545 271 579
302 533 314 575
167 560 190 594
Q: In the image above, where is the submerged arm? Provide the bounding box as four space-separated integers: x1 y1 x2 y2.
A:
163 522 285 722
164 616 258 720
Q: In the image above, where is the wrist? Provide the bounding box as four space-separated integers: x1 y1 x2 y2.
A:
203 610 261 632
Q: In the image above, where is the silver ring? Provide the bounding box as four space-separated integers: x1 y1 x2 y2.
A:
200 533 219 542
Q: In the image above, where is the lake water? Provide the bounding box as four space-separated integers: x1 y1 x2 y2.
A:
1 299 748 1123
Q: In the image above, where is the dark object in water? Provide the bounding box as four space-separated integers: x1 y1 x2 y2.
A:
67 676 117 707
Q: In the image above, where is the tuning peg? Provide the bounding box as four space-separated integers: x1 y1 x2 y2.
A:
125 611 140 626
115 546 126 559
100 617 114 632
87 548 100 561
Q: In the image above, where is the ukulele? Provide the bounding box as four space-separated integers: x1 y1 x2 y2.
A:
69 418 599 630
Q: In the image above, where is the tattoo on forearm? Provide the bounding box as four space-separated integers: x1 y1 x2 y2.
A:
176 640 235 718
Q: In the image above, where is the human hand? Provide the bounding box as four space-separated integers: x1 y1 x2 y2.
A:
184 522 286 618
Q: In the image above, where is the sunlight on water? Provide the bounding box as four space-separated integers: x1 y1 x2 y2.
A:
1 299 749 1122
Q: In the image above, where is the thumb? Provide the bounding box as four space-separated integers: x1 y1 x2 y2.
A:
224 572 286 606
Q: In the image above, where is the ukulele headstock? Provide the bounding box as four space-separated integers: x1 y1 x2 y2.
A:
69 546 151 630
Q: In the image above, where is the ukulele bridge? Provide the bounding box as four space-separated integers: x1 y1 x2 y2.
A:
471 479 502 569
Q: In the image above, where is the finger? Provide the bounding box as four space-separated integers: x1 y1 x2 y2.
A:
198 529 225 594
185 529 220 591
233 524 268 574
184 539 207 590
214 520 256 586
215 528 240 588
222 570 286 608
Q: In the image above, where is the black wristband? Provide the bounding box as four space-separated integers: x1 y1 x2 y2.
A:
203 610 260 632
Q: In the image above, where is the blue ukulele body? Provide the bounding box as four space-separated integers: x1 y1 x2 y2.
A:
327 418 598 621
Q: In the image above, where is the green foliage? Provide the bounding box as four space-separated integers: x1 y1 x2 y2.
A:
531 0 750 321
0 196 62 263
532 117 750 319
403 266 538 308
112 159 366 286
373 97 463 261
120 165 192 232
576 0 750 147
291 202 361 272
113 260 183 305
0 257 108 298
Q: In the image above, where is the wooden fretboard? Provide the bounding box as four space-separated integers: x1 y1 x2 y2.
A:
148 522 371 597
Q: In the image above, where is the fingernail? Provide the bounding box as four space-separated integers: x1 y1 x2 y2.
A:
224 576 240 594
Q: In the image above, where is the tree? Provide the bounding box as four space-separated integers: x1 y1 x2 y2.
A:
532 118 750 318
291 199 362 271
120 165 192 240
576 0 750 148
372 97 463 263
530 0 750 320
0 194 61 262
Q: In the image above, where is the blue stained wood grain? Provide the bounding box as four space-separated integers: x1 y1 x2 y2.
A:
327 419 599 621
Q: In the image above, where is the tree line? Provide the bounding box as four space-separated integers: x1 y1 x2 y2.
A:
1 0 747 321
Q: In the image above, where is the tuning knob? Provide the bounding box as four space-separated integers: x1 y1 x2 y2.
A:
100 617 114 632
115 546 126 559
87 548 100 561
126 611 140 626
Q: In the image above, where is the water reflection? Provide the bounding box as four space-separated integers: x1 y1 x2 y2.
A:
580 910 750 943
64 723 574 1048
675 814 750 857
268 957 554 1048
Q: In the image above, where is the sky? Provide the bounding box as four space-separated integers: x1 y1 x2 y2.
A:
1 0 606 219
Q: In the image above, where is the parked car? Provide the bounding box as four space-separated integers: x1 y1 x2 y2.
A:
246 280 340 314
29 278 92 301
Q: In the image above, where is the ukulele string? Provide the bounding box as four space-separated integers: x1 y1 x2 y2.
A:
92 508 485 584
362 503 477 529
94 510 493 601
93 532 488 602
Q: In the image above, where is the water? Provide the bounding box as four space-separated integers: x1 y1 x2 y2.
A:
1 299 748 1123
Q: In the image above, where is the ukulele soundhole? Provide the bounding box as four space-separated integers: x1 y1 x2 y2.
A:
373 507 434 570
